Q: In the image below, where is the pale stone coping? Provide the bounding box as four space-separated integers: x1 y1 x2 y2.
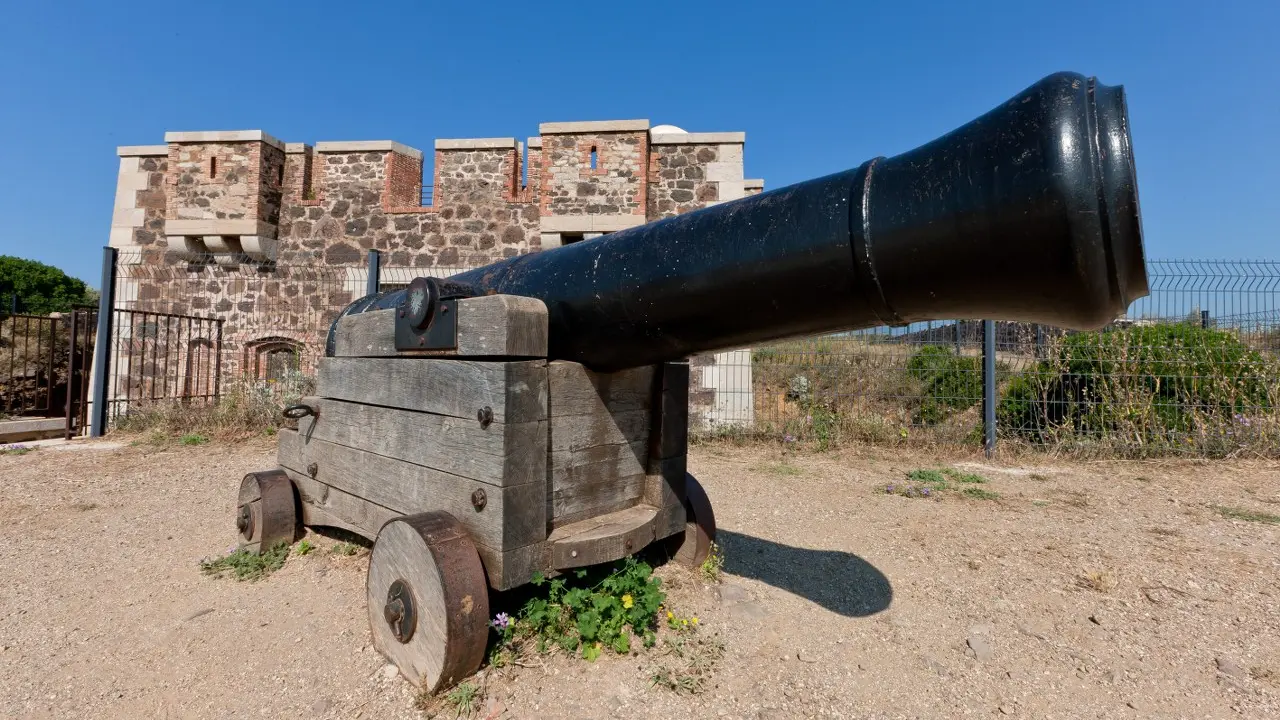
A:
117 144 169 157
313 141 424 161
163 130 286 151
526 137 543 148
745 179 765 189
284 142 311 153
164 218 278 239
540 214 646 233
539 119 649 134
434 138 518 150
650 132 745 145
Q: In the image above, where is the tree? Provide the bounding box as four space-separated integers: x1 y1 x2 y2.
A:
0 256 96 315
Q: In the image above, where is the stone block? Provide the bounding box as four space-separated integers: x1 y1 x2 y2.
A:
164 130 285 151
717 144 744 165
718 180 746 201
539 119 649 134
650 132 745 145
706 162 743 182
435 138 518 150
541 232 563 249
116 145 170 157
314 140 423 161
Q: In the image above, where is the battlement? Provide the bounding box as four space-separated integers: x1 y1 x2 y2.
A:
109 120 763 268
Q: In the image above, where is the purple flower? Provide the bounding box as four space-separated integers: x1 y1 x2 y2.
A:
886 484 895 494
783 434 796 443
921 488 931 496
492 612 510 629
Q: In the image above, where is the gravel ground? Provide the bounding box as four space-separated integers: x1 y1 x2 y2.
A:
1 439 1277 719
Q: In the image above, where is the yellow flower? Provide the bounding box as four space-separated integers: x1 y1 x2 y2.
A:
666 611 674 620
622 594 634 609
691 617 699 625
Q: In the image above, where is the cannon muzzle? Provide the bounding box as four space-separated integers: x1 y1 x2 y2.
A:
348 71 1148 372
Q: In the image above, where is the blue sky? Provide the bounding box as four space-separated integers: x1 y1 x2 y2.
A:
1 0 1276 286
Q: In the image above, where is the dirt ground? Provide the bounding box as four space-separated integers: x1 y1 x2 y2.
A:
1 438 1277 719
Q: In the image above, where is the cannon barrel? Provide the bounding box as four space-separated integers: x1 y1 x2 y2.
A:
348 71 1148 372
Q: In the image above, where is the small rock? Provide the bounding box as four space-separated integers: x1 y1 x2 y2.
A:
967 635 994 662
381 664 400 680
1127 700 1140 710
1089 614 1103 626
999 705 1013 715
797 651 817 663
725 601 768 620
310 697 332 715
1216 656 1247 680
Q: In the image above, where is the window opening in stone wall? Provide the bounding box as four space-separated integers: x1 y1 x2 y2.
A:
246 338 304 384
209 157 218 178
277 164 284 184
562 233 585 245
589 146 597 170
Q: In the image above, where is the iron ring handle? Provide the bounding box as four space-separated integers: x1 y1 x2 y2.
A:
282 403 316 420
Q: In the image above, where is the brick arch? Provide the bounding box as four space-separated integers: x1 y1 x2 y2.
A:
244 336 305 382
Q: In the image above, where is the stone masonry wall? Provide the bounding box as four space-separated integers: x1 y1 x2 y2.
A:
111 123 752 404
166 142 260 221
540 132 646 218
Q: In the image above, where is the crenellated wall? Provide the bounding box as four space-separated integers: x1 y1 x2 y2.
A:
106 119 763 426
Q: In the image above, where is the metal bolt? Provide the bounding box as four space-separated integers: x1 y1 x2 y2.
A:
624 538 634 551
441 305 449 314
571 550 578 558
307 462 318 477
418 336 426 346
477 406 493 429
385 579 416 643
471 488 487 512
235 506 251 535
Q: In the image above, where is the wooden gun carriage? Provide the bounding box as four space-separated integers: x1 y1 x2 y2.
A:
230 71 1149 692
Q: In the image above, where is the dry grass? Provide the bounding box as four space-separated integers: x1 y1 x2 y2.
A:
113 373 313 445
1077 570 1119 593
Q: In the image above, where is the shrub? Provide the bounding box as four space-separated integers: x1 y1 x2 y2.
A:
907 346 982 424
998 323 1276 453
115 370 315 443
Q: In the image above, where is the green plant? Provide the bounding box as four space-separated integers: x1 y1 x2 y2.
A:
493 557 666 662
115 372 316 443
200 542 290 581
331 542 362 556
179 433 209 446
295 538 315 556
1211 505 1280 525
699 543 724 583
907 346 983 424
444 681 480 717
941 467 987 484
0 444 37 456
0 255 96 314
999 323 1277 455
962 487 1001 500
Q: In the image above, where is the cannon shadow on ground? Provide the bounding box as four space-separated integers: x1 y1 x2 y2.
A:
715 530 893 618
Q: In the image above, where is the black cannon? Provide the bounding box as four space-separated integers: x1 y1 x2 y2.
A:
339 70 1147 372
240 71 1147 692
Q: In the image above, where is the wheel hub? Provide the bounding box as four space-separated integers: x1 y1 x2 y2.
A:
236 505 254 540
384 579 416 643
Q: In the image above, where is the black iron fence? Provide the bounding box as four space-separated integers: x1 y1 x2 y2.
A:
0 308 98 437
97 249 1279 456
101 308 223 425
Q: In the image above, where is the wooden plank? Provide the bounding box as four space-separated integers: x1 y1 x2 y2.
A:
548 504 658 569
644 454 687 511
550 471 645 529
547 362 654 416
331 295 548 359
284 467 549 591
317 358 547 424
655 362 690 461
549 440 646 487
548 409 650 453
278 429 545 550
297 397 545 487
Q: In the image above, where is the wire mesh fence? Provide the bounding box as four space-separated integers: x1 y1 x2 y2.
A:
108 251 1279 456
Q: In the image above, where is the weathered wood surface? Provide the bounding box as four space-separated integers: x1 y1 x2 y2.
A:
317 358 547 424
366 513 489 691
297 397 545 487
278 429 545 551
548 504 658 569
547 362 653 416
283 466 547 591
236 470 298 553
331 295 548 359
644 362 691 537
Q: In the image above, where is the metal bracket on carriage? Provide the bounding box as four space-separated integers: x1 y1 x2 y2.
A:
390 276 485 352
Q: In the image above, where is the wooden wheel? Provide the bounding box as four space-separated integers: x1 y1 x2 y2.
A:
666 472 717 567
236 470 299 552
367 512 490 692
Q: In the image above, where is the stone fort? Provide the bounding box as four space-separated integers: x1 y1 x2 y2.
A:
106 120 762 423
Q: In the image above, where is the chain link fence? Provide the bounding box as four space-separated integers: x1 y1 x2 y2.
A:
109 251 1279 456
